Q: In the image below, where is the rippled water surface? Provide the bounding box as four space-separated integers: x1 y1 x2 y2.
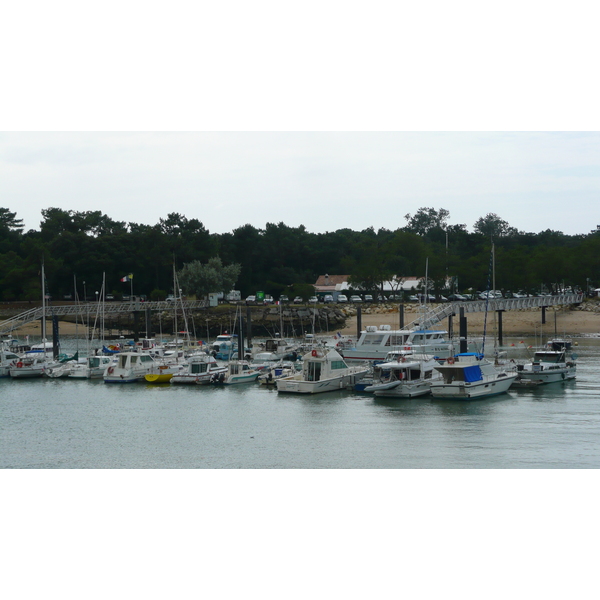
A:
2 337 600 468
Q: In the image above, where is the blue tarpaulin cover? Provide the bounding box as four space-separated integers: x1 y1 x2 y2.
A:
463 365 483 382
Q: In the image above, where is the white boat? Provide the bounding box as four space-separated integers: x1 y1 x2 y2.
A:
340 325 454 363
206 360 261 385
0 347 21 378
276 347 369 394
430 353 518 400
364 354 442 398
103 351 157 383
69 355 116 379
258 362 298 386
8 354 52 379
514 348 577 387
170 354 227 385
210 334 239 360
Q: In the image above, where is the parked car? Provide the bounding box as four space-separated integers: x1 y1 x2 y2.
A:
245 295 256 304
264 295 274 304
308 296 318 303
293 296 303 304
323 294 334 303
337 294 348 303
364 295 373 302
447 293 467 301
349 295 363 303
479 290 503 300
166 295 176 302
279 295 289 303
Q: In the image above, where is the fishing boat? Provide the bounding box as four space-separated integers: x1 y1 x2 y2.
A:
430 353 518 399
170 354 227 385
364 354 442 398
206 360 261 385
513 348 577 387
276 347 369 394
104 351 157 383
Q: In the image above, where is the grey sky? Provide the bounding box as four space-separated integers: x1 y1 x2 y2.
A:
0 131 598 236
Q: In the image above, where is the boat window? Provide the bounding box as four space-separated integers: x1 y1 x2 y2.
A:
388 335 406 346
365 335 385 346
118 355 127 368
89 357 99 368
131 355 138 364
330 360 347 370
230 364 239 375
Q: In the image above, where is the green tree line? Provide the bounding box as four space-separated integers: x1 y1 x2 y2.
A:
1 206 599 301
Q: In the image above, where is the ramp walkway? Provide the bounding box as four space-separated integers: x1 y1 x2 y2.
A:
404 293 584 330
0 300 208 335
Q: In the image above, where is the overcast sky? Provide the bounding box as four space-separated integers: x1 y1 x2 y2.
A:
1 131 599 236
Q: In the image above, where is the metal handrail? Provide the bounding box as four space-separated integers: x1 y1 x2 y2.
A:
0 300 209 334
404 293 583 330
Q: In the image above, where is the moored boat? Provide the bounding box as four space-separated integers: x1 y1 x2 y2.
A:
206 360 261 385
364 354 442 398
513 348 577 387
170 354 226 385
340 325 454 363
276 347 369 394
430 353 518 400
104 351 157 383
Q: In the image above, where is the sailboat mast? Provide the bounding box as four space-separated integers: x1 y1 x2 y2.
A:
41 260 46 344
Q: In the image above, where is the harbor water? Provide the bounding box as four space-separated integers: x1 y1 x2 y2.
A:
2 337 600 468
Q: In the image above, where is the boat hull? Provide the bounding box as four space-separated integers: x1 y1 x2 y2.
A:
373 380 433 398
430 373 517 399
277 370 368 394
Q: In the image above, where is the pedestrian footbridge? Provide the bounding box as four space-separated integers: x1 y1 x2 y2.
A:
405 293 584 330
0 300 208 335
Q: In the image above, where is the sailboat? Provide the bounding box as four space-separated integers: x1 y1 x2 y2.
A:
10 261 56 379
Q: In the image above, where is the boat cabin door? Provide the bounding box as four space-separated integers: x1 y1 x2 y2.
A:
307 361 321 382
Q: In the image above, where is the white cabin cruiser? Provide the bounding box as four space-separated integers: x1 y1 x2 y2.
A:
514 349 576 387
276 347 369 394
430 353 518 400
206 360 261 385
69 355 116 379
364 354 442 398
340 325 453 363
170 354 227 385
104 351 157 383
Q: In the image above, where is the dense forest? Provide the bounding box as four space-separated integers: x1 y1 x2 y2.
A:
1 206 599 302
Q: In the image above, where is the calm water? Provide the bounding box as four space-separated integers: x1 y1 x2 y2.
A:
2 337 600 468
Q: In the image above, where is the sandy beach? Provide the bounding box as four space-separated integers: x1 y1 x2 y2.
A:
336 305 600 338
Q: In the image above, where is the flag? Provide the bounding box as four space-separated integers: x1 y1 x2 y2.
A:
120 276 129 282
128 273 133 280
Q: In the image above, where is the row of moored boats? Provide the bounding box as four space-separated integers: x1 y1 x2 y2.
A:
0 325 578 399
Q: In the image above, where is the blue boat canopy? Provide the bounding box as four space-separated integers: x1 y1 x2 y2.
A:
463 365 483 382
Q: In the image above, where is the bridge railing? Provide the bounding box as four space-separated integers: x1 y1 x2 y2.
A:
0 300 209 335
404 293 583 330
